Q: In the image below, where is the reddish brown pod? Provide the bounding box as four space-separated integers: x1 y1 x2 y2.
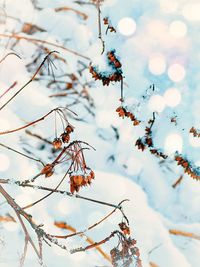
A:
65 125 74 134
103 17 116 33
41 164 54 178
69 170 95 194
52 138 62 150
61 132 70 143
116 106 140 126
89 50 123 86
190 127 200 138
175 153 200 180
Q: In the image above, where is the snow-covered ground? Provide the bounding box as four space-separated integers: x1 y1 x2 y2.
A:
0 0 200 266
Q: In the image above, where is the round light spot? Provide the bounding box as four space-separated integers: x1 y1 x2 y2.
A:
182 4 200 21
168 64 185 82
169 20 187 38
147 20 166 36
164 88 182 107
148 54 166 75
160 1 178 13
189 134 200 148
118 17 136 36
164 133 183 154
0 154 10 171
148 95 166 113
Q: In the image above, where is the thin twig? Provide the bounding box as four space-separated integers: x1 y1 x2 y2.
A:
0 52 21 64
172 175 183 188
0 108 56 135
25 130 52 145
169 229 200 241
0 81 17 100
0 51 58 111
54 222 112 263
52 199 129 240
0 142 44 166
55 7 88 20
96 0 105 54
0 33 90 60
0 178 123 209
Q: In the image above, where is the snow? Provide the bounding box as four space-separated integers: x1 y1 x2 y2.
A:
0 0 200 267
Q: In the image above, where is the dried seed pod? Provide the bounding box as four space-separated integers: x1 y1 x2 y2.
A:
175 153 200 180
52 138 62 149
116 106 140 125
135 138 146 151
69 170 95 193
190 127 200 137
103 17 109 25
119 222 130 235
89 50 123 86
90 170 95 179
65 125 74 134
61 132 70 143
66 82 73 89
41 164 54 178
116 106 126 118
73 175 83 186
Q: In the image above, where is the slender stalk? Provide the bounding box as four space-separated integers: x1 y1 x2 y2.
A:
0 52 21 64
96 0 105 54
0 81 17 100
0 108 56 135
0 142 44 165
0 33 90 60
0 51 58 111
0 178 122 209
54 222 112 263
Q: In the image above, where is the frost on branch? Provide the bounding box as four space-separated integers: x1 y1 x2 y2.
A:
175 152 200 180
89 50 123 86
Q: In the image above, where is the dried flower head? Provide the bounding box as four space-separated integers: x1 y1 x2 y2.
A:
69 169 95 193
52 138 62 150
116 106 140 126
89 50 123 86
61 132 70 143
41 164 54 178
175 152 200 180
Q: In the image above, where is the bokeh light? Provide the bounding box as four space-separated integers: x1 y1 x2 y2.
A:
164 88 182 107
148 95 166 113
169 20 187 38
160 0 178 13
118 17 136 36
189 134 200 148
164 133 183 154
148 54 166 75
182 3 200 21
167 63 186 82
